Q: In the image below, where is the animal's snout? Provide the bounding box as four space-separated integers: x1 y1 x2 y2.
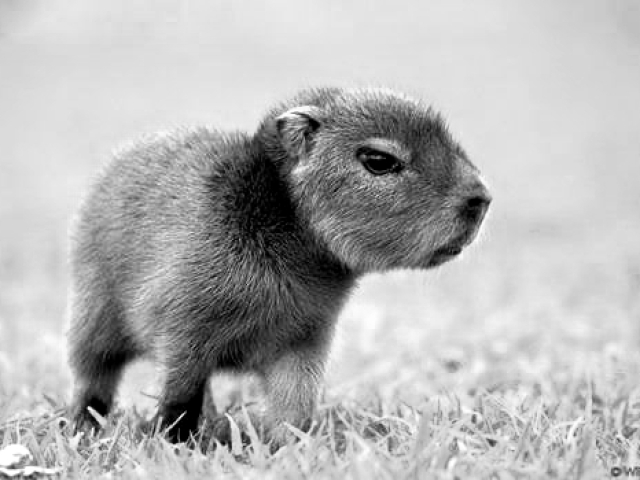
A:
459 182 491 226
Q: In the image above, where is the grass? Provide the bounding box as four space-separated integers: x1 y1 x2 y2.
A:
1 213 639 479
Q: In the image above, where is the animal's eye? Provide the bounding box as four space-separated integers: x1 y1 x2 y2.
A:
356 147 403 175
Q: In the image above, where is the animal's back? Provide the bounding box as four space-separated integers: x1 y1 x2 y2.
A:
70 128 251 340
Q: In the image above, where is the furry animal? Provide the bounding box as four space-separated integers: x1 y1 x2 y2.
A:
67 87 491 447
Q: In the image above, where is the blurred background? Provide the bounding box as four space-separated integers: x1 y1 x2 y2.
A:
1 1 639 413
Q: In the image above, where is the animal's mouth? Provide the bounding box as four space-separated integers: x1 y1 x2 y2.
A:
435 245 463 257
427 244 463 267
425 221 483 268
426 231 473 267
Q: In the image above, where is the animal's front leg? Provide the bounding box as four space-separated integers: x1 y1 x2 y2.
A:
210 345 326 450
260 346 326 448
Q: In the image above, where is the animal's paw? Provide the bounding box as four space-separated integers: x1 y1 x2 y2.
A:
202 412 254 449
264 423 301 452
203 411 308 452
69 404 105 436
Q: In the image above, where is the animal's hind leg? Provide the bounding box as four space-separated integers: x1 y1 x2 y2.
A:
68 293 138 432
154 342 215 443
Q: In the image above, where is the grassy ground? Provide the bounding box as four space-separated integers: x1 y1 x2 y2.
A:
2 1 640 478
2 213 640 479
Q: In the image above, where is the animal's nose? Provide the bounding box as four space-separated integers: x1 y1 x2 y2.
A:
460 184 492 225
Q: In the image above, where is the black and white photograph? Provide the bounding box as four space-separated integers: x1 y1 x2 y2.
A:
0 1 639 478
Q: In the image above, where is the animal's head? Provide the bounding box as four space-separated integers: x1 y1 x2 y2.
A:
262 87 491 273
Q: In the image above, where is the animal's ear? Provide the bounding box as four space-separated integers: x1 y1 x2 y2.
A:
275 106 323 159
